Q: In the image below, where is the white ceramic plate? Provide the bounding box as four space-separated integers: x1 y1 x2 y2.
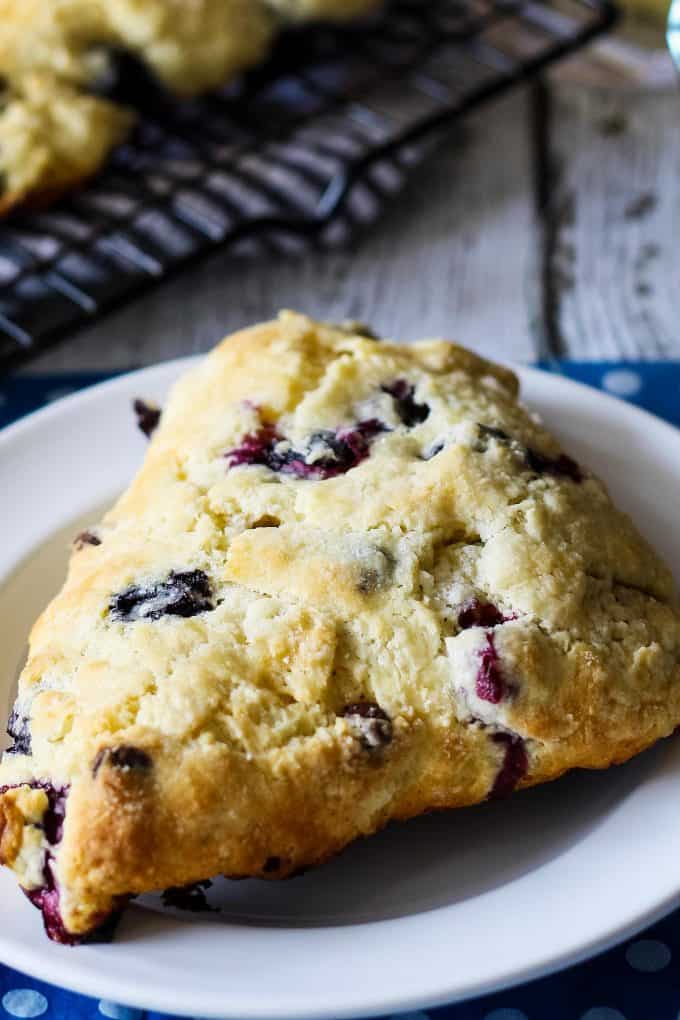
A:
1 359 680 1020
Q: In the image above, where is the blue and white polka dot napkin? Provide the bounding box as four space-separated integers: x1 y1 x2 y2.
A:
2 361 680 1020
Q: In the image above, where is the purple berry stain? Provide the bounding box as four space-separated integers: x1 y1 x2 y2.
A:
458 598 507 630
381 380 430 427
1 781 121 944
226 423 280 468
0 782 73 943
226 420 386 480
490 733 528 799
476 633 506 704
25 855 75 944
38 783 67 845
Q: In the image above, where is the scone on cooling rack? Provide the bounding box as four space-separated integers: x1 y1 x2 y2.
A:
0 75 132 217
0 0 380 216
0 0 276 95
0 0 276 213
3 311 680 944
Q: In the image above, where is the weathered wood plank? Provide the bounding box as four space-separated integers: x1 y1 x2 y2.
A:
24 88 538 372
546 78 680 359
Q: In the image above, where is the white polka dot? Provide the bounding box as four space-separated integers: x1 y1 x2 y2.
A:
98 1003 143 1020
44 387 75 404
483 1011 528 1020
580 1010 627 1020
602 370 642 397
2 990 48 1018
625 938 671 972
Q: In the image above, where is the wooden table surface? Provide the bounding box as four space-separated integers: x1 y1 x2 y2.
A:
23 30 680 373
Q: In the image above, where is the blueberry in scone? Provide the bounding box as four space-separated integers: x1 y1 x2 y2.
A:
2 311 680 943
226 419 386 478
109 569 214 622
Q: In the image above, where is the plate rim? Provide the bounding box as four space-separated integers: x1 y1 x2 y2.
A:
1 358 680 1018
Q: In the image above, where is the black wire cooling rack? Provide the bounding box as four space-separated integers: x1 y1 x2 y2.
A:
0 0 617 372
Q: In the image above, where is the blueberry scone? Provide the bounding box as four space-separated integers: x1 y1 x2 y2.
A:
0 74 132 217
0 0 379 215
3 311 680 944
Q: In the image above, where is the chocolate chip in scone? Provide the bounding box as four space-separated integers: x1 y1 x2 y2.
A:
110 569 213 622
74 530 101 550
92 745 153 777
263 856 281 873
489 732 528 799
457 598 506 630
162 880 216 913
6 704 31 756
133 398 161 439
524 447 583 483
381 380 430 427
342 702 393 750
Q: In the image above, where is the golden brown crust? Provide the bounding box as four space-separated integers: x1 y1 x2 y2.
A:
2 311 680 939
0 74 133 216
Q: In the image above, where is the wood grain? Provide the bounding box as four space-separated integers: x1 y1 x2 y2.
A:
546 79 680 359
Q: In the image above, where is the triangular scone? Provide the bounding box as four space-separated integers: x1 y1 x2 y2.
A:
3 312 680 942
